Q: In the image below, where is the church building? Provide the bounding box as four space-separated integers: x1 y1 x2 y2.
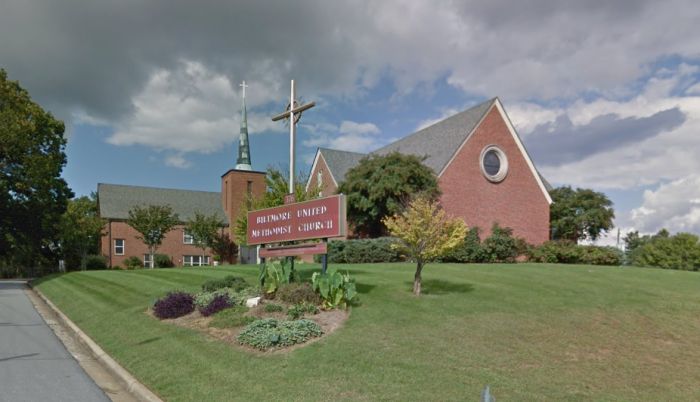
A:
305 98 553 245
98 83 265 268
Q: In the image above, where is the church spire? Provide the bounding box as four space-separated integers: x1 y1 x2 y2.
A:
235 81 253 171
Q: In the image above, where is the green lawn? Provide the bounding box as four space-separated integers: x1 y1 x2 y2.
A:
33 263 700 401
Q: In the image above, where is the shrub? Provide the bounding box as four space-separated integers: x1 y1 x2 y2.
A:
237 318 323 350
264 303 283 313
287 302 319 320
112 265 123 270
209 306 255 328
526 241 623 266
154 254 173 268
199 293 235 317
276 282 320 305
123 256 143 270
311 268 357 310
85 255 107 270
202 275 248 292
482 222 521 263
194 289 237 308
442 226 486 263
153 291 195 319
313 237 402 264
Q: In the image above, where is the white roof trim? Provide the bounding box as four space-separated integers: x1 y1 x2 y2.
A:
437 99 552 205
437 101 493 178
494 99 553 204
305 149 338 193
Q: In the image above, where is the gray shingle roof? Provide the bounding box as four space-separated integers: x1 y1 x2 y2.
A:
318 149 367 185
98 183 228 224
372 98 497 174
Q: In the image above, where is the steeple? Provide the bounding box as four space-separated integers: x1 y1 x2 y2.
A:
235 81 253 171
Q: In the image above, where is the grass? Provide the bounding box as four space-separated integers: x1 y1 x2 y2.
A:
33 263 700 401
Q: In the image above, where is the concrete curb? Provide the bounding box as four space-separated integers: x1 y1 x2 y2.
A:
29 284 164 402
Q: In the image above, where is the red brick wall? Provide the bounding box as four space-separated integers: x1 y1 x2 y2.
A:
306 154 337 197
439 106 550 245
221 170 266 242
101 221 222 268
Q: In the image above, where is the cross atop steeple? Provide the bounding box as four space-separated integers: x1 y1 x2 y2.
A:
235 81 252 171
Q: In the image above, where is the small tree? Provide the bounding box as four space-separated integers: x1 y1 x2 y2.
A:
127 205 179 269
383 197 467 296
59 195 105 271
185 212 225 264
338 152 441 237
550 186 615 243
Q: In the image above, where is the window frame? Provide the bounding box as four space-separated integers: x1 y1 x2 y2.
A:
114 239 125 255
183 255 210 266
143 254 151 268
183 230 194 244
479 145 509 183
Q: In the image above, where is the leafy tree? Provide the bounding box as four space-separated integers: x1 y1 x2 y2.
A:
623 229 669 264
211 232 238 264
0 69 73 274
549 186 615 243
59 195 105 271
185 212 225 263
127 205 179 269
338 152 441 237
233 165 318 245
633 232 700 271
383 197 467 295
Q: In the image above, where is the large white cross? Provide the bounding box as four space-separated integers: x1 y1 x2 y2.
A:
271 80 316 195
240 81 248 98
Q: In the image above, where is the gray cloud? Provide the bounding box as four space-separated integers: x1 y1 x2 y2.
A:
526 107 686 167
1 0 698 136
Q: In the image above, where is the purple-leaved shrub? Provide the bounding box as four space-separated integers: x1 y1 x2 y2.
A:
153 291 195 319
199 293 235 317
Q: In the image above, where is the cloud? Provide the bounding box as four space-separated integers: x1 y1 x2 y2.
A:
339 121 380 135
164 153 193 169
302 120 385 153
416 108 459 131
2 0 700 134
527 108 685 167
628 174 700 234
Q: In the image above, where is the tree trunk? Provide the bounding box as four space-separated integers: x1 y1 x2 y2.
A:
413 261 423 296
150 250 155 269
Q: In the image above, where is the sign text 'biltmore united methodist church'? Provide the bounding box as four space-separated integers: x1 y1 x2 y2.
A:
247 195 347 245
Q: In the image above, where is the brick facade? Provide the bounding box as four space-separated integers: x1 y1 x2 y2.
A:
306 102 551 245
221 169 266 242
439 107 550 245
305 154 338 196
102 221 223 268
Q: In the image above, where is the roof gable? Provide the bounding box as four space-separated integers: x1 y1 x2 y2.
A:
317 148 366 186
372 98 496 174
98 183 229 224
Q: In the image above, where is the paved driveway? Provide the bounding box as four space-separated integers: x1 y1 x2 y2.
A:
0 280 110 402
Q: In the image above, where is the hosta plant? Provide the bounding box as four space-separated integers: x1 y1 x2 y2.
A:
311 268 357 310
258 259 290 294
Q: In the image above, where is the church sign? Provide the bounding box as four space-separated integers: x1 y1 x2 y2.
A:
247 195 347 246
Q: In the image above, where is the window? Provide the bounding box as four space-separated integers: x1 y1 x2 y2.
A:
143 254 151 268
479 145 508 183
247 181 252 195
183 255 210 266
114 239 124 255
183 230 194 244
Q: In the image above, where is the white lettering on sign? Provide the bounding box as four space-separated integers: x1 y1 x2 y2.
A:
298 220 333 232
297 206 327 218
251 225 292 238
256 212 291 224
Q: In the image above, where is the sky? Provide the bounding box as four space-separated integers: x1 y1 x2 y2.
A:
2 0 700 245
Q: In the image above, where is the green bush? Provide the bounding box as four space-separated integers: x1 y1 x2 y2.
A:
85 255 107 270
123 256 143 270
313 237 402 264
632 233 700 270
442 226 486 263
276 282 320 305
194 289 236 308
311 268 357 310
237 318 323 350
154 254 173 268
482 222 524 263
209 306 255 328
526 241 623 266
287 302 319 320
202 275 248 292
264 303 283 313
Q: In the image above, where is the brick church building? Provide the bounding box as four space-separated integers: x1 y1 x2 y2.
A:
305 98 553 245
98 93 551 268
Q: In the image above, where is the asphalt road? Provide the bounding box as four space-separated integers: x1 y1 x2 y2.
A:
0 280 110 402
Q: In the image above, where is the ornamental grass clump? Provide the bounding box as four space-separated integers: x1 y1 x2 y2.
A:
153 291 195 319
237 318 323 350
199 293 235 317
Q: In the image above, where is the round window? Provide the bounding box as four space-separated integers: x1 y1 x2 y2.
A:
479 145 508 182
